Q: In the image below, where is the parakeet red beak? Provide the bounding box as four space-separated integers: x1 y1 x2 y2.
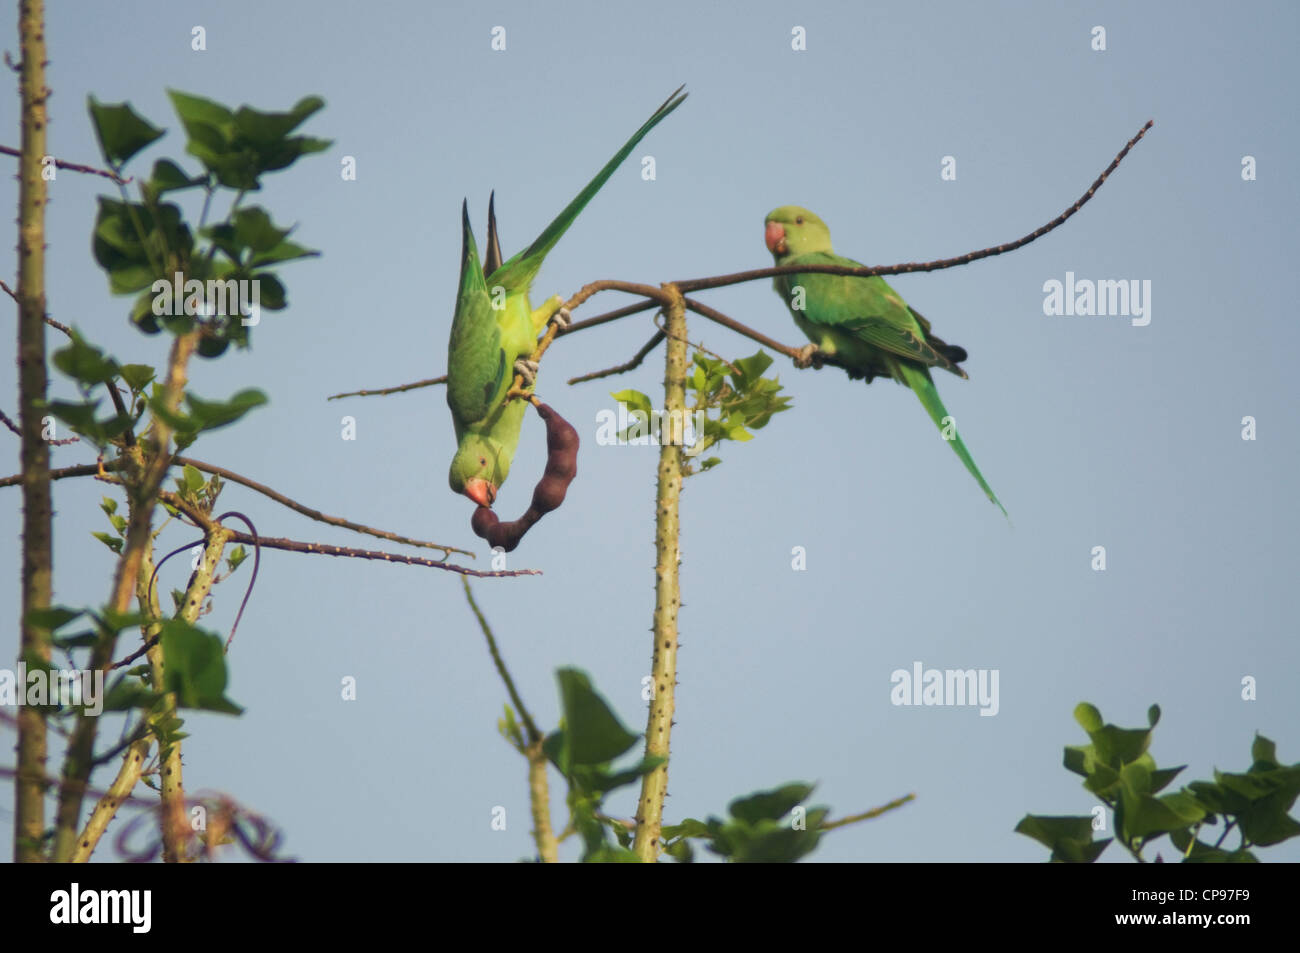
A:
465 478 497 508
765 221 787 255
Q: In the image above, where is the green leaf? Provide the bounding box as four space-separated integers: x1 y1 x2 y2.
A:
1117 763 1206 842
1252 734 1279 768
553 668 639 769
233 96 325 144
1074 702 1103 733
42 398 131 446
664 839 693 862
24 606 84 631
498 704 525 750
730 350 774 384
92 197 193 296
87 98 164 165
720 808 829 863
118 363 156 393
158 619 243 715
582 845 641 863
1170 828 1259 863
661 818 713 842
571 756 664 798
52 631 100 651
145 158 205 197
203 206 284 262
1072 703 1155 769
102 675 164 713
729 783 815 824
167 89 235 130
251 273 286 310
610 389 653 419
250 240 318 269
1014 814 1111 863
178 464 206 495
52 331 120 386
1149 765 1186 795
168 90 330 190
185 388 268 431
92 531 124 554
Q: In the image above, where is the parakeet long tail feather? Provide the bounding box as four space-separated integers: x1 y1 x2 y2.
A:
899 364 1008 517
490 86 687 291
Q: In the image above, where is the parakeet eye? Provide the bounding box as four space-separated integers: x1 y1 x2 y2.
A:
795 216 804 225
479 457 487 467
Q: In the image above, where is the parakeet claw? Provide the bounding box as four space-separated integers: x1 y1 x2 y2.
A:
549 306 572 330
514 358 539 385
793 343 823 370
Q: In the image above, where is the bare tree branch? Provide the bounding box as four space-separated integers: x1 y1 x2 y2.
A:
0 455 476 558
568 330 664 385
327 375 445 401
670 120 1155 294
0 143 132 184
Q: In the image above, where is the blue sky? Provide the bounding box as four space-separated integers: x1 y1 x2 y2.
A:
2 0 1297 861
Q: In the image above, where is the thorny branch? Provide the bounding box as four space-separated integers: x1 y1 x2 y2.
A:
329 121 1154 398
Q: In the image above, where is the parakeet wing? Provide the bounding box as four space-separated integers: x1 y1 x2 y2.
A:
789 252 966 378
447 201 509 431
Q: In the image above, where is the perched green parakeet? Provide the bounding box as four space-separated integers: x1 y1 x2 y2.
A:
446 86 687 507
763 205 1006 515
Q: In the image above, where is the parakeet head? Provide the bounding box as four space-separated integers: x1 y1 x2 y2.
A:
449 435 511 507
764 206 832 261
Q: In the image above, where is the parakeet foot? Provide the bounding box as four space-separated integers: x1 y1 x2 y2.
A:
514 358 539 386
793 343 823 369
549 306 572 331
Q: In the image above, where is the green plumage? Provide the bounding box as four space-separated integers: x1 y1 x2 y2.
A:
764 206 1006 516
446 87 687 503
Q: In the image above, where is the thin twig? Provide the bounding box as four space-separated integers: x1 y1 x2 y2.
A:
682 296 862 377
0 278 102 338
568 330 665 385
0 143 131 184
670 120 1155 294
210 529 537 578
558 298 659 337
157 486 529 577
327 375 446 401
104 381 136 447
0 460 109 487
0 455 475 558
505 282 670 404
175 455 473 557
818 793 915 831
460 578 556 862
0 407 79 445
461 578 541 743
654 311 739 375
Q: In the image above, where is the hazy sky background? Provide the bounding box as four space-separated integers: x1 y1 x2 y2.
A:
2 1 1297 862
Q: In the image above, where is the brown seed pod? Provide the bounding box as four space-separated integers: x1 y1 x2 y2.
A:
471 402 579 552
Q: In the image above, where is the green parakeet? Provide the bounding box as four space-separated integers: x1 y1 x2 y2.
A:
764 205 1006 515
446 86 687 506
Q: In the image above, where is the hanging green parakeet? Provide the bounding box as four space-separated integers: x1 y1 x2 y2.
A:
446 86 687 507
764 205 1006 515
